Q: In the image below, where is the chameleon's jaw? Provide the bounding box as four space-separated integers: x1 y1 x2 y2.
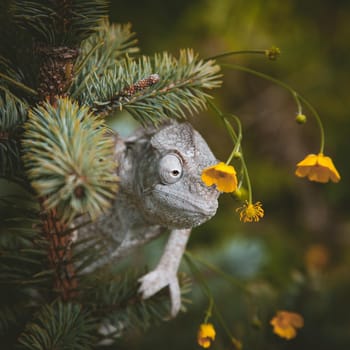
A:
142 186 219 228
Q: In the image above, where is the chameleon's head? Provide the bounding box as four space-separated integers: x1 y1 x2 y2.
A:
136 123 220 229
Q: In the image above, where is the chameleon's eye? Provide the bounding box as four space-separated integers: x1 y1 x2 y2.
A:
158 154 183 184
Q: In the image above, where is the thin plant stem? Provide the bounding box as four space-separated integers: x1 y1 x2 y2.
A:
224 116 242 164
297 94 325 153
184 253 236 341
221 63 325 153
185 251 252 296
208 99 254 203
212 303 236 342
207 99 241 157
204 296 214 323
206 49 266 61
240 156 253 203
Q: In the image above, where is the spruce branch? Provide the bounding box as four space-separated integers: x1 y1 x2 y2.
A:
0 195 50 288
0 303 29 338
71 19 140 99
0 93 28 132
22 97 118 223
0 93 28 178
79 268 192 342
76 49 222 124
75 19 139 75
11 0 109 46
0 55 36 100
17 301 97 350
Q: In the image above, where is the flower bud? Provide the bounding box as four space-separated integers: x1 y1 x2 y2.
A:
265 46 281 60
232 187 248 200
232 151 242 159
295 113 307 124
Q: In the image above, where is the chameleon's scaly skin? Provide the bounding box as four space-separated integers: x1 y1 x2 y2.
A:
77 122 220 316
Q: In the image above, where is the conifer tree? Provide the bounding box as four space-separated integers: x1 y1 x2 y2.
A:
0 1 221 348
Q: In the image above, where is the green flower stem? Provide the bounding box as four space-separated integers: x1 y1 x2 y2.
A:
212 304 235 343
298 94 325 153
206 49 266 61
207 99 241 158
185 251 251 296
207 98 254 203
184 253 236 341
224 116 255 203
240 155 253 204
221 63 325 153
204 297 214 323
224 116 242 164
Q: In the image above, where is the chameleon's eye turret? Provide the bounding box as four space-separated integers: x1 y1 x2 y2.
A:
158 154 183 184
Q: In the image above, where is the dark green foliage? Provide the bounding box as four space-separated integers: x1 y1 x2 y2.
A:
0 194 50 287
0 194 48 346
17 301 97 350
21 98 119 223
0 93 27 132
0 93 28 178
79 268 192 342
10 0 108 46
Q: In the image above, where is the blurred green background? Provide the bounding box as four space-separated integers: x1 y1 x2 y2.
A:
108 0 350 349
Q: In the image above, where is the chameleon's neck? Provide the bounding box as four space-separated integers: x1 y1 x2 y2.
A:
115 133 158 218
112 133 162 229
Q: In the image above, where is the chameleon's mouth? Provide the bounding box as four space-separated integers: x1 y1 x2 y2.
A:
150 187 219 227
155 188 218 213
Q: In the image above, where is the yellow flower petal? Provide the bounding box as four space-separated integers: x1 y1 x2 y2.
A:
270 311 304 340
317 154 341 182
272 325 296 340
296 153 318 167
197 323 216 348
201 162 238 193
295 153 340 183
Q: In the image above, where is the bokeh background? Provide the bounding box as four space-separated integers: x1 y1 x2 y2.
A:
107 1 350 349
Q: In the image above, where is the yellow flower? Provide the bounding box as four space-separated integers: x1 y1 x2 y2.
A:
201 162 238 193
197 323 216 348
295 153 340 183
236 200 264 223
270 311 304 340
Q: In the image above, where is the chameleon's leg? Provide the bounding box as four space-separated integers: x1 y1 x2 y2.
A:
138 228 191 317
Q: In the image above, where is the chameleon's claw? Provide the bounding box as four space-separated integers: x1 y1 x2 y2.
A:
138 269 181 317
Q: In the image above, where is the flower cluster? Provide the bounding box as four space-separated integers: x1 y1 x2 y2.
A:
195 47 340 350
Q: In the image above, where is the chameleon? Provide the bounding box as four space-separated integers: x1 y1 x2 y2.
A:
77 122 220 316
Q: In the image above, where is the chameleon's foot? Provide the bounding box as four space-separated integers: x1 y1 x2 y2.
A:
138 269 181 317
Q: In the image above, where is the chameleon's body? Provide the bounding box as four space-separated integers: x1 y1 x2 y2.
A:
77 122 220 316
